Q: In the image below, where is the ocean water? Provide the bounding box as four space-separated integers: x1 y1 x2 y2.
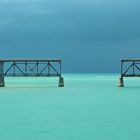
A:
0 74 140 140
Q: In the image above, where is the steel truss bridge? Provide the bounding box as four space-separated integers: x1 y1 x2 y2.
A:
0 59 64 87
119 59 140 87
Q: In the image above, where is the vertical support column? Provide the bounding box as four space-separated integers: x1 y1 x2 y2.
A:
119 60 124 87
121 60 123 76
0 61 5 87
133 60 135 75
13 62 16 76
59 76 64 87
25 61 27 76
118 77 124 87
60 61 62 75
48 61 50 76
58 61 64 87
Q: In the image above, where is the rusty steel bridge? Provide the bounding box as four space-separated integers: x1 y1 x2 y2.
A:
119 59 140 87
0 58 64 87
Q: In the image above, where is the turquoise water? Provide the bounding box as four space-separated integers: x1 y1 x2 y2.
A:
0 74 140 140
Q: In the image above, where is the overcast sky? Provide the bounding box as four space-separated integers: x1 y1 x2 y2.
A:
0 0 140 72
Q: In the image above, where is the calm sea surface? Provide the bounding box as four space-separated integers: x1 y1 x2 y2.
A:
0 74 140 140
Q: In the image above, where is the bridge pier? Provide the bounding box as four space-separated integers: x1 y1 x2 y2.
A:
118 77 124 87
59 77 64 87
0 76 5 87
0 62 4 87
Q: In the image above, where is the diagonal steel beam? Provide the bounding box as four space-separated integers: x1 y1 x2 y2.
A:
122 63 133 76
4 63 15 76
15 63 25 75
50 63 59 75
39 63 48 75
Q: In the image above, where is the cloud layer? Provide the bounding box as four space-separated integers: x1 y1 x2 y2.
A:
0 0 140 72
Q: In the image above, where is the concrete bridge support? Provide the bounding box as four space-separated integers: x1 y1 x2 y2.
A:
0 76 5 87
59 77 64 87
118 77 124 87
0 62 4 87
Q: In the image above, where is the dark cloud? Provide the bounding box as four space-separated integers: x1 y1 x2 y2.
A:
0 0 140 72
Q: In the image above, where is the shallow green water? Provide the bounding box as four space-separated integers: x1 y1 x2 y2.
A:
0 74 140 140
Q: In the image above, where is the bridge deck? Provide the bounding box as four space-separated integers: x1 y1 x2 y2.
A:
0 58 61 62
121 59 140 62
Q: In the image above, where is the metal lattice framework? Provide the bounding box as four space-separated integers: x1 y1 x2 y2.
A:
121 59 140 77
0 59 64 87
119 59 140 87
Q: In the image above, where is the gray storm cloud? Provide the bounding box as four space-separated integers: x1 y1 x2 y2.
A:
0 0 140 72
